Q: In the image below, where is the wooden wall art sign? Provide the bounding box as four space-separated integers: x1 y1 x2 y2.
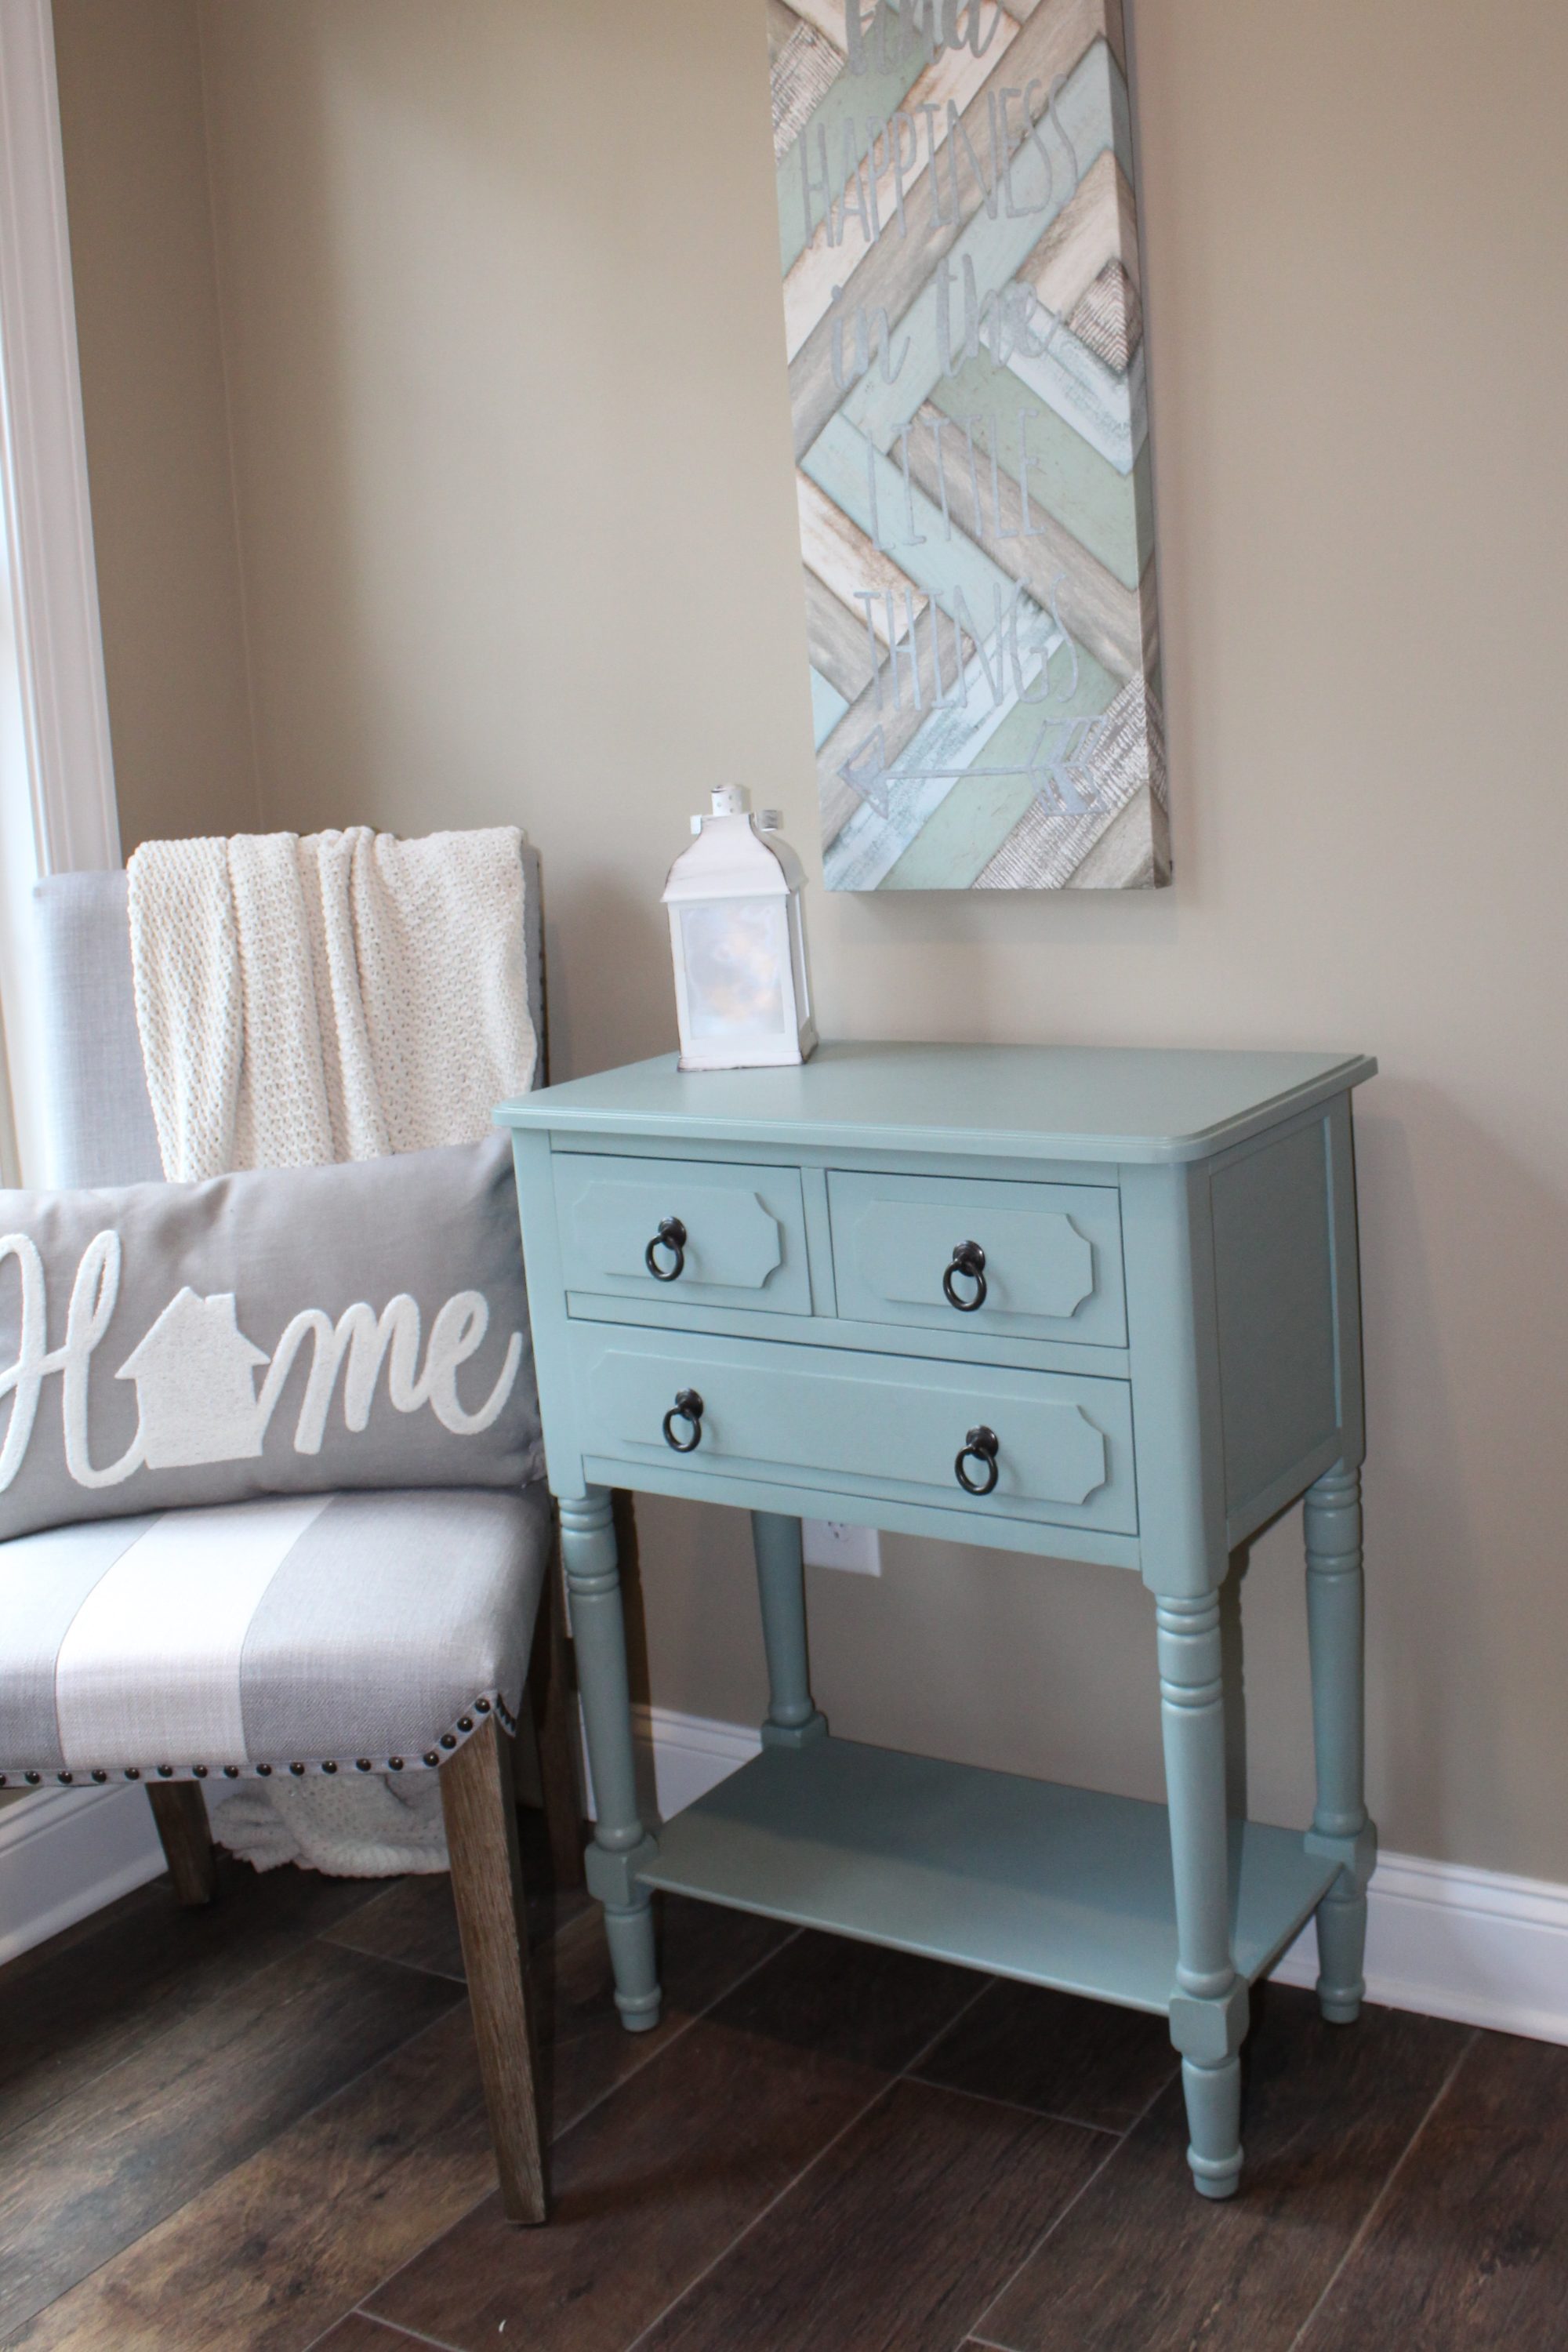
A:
767 0 1168 890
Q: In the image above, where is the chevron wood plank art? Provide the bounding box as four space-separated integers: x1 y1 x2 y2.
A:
767 0 1169 889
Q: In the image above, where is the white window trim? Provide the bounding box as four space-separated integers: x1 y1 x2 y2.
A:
0 0 120 1181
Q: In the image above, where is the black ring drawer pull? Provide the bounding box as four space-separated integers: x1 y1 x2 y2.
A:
644 1216 688 1281
662 1388 704 1451
954 1425 1000 1495
942 1240 988 1311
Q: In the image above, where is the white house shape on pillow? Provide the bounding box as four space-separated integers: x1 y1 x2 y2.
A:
117 1289 270 1468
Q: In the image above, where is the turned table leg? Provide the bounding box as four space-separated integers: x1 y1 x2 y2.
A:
558 1488 661 2033
750 1512 827 1750
1157 1591 1249 2200
1304 1463 1377 2024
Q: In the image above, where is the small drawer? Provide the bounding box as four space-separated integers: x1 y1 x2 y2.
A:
827 1171 1126 1346
554 1152 813 1317
570 1325 1136 1535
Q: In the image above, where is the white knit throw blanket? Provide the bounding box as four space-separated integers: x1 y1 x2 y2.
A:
125 825 537 1875
129 826 536 1181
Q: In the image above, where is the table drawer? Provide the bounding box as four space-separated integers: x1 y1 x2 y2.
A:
827 1171 1126 1346
554 1152 812 1317
569 1325 1136 1534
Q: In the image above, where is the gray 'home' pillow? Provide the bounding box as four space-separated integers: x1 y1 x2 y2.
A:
0 1132 541 1543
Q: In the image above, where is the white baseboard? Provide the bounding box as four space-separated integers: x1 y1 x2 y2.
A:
0 1783 166 1965
633 1703 760 1819
622 1706 1568 2049
1271 1848 1568 2044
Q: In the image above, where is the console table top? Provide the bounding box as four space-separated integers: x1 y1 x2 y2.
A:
499 1039 1377 1165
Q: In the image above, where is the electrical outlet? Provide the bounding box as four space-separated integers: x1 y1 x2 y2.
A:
802 1518 881 1575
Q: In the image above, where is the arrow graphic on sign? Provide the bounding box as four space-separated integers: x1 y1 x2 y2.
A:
838 712 1112 824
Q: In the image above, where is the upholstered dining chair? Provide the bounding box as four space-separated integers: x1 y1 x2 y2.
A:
2 862 582 2227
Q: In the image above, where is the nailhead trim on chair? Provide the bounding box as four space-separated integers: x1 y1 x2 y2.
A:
0 1690 514 1791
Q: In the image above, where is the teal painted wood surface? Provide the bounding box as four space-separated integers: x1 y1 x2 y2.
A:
927 365 1157 593
557 1490 659 2031
1156 1588 1249 2197
827 1167 1127 1345
503 1041 1376 1165
808 666 849 748
575 1454 1143 1571
554 1151 811 1316
1211 1118 1339 1511
1305 1464 1374 2024
773 43 920 277
639 1738 1338 2013
497 1040 1378 2199
561 1287 1131 1381
750 1512 828 1751
834 43 1129 459
568 1322 1138 1534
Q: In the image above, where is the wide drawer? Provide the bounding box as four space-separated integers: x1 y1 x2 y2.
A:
568 1324 1137 1534
554 1152 812 1317
827 1171 1126 1345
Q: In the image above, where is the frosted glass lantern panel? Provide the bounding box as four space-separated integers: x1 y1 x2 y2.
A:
680 901 790 1040
786 896 812 1024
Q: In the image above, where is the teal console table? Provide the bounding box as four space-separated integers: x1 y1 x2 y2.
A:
498 1041 1377 2199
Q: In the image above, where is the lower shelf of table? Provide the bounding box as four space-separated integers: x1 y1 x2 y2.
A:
637 1737 1338 2016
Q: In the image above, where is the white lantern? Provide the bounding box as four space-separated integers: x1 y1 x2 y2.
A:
662 786 818 1072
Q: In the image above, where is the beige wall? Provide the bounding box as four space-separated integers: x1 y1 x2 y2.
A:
55 1 1568 1880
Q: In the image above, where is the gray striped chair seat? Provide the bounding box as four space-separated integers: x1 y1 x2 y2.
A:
0 1483 550 1790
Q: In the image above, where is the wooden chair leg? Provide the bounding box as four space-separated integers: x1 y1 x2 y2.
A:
441 1715 547 2224
531 1535 586 1891
147 1782 217 1907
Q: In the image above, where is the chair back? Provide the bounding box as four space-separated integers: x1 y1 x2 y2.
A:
32 873 163 1187
30 846 546 1189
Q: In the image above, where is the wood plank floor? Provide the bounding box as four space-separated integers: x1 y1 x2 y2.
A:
3 1823 1565 2351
